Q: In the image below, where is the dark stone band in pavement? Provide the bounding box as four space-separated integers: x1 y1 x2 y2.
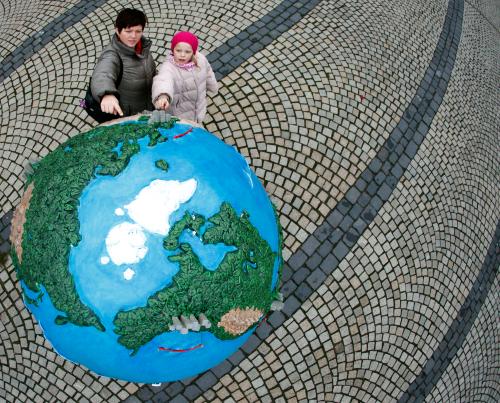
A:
0 0 109 84
280 0 463 322
397 220 500 403
206 0 323 80
0 210 13 255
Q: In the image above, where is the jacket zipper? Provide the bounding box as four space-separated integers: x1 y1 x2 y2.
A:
192 69 198 121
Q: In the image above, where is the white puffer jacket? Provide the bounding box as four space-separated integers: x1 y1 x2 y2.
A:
152 52 218 123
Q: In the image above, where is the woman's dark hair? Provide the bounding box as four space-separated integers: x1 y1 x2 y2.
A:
115 8 147 32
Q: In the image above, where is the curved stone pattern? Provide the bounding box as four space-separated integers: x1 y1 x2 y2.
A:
0 0 498 402
0 0 84 60
206 0 449 259
427 276 499 403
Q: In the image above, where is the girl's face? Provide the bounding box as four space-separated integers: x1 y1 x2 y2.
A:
116 25 143 48
173 42 194 64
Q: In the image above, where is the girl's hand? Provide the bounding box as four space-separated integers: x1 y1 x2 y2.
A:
100 95 124 116
154 95 170 110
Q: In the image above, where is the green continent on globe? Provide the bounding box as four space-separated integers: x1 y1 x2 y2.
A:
113 202 279 354
11 118 178 331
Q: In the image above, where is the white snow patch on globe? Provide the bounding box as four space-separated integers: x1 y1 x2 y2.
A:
105 222 148 265
100 256 110 265
123 268 135 280
125 179 197 235
115 208 125 216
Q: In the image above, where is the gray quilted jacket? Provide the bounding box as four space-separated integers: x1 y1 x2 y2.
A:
91 34 156 115
152 52 218 123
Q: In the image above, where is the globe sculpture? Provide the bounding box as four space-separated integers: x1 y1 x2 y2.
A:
9 115 283 383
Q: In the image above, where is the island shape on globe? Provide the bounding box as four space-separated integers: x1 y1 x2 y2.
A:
9 115 283 383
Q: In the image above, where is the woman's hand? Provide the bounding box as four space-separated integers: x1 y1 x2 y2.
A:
154 94 170 110
100 95 124 116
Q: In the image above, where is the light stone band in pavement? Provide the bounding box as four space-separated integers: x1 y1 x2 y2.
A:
1 0 499 402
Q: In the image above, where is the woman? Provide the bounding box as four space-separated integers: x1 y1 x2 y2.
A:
90 8 156 117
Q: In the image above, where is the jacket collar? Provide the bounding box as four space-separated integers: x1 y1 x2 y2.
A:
112 34 151 59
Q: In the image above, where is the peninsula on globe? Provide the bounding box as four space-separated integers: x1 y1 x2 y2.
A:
114 202 277 354
9 115 283 382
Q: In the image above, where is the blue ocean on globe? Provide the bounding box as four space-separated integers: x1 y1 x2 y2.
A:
22 122 280 383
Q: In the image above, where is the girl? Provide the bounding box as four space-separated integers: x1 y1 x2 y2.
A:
152 31 218 123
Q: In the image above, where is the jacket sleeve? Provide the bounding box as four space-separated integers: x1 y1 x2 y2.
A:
90 49 121 101
152 57 158 77
204 55 218 95
152 62 175 102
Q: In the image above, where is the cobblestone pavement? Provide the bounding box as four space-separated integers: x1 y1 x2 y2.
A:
1 0 498 402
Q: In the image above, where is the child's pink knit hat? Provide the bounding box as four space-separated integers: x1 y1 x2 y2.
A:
171 31 199 54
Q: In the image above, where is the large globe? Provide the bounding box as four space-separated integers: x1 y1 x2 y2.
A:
10 116 282 383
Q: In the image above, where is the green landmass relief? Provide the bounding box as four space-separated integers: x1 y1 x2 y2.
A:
12 118 178 331
155 159 169 172
113 202 279 354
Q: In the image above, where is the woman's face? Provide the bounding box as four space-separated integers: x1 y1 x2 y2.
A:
116 25 143 48
173 42 194 64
